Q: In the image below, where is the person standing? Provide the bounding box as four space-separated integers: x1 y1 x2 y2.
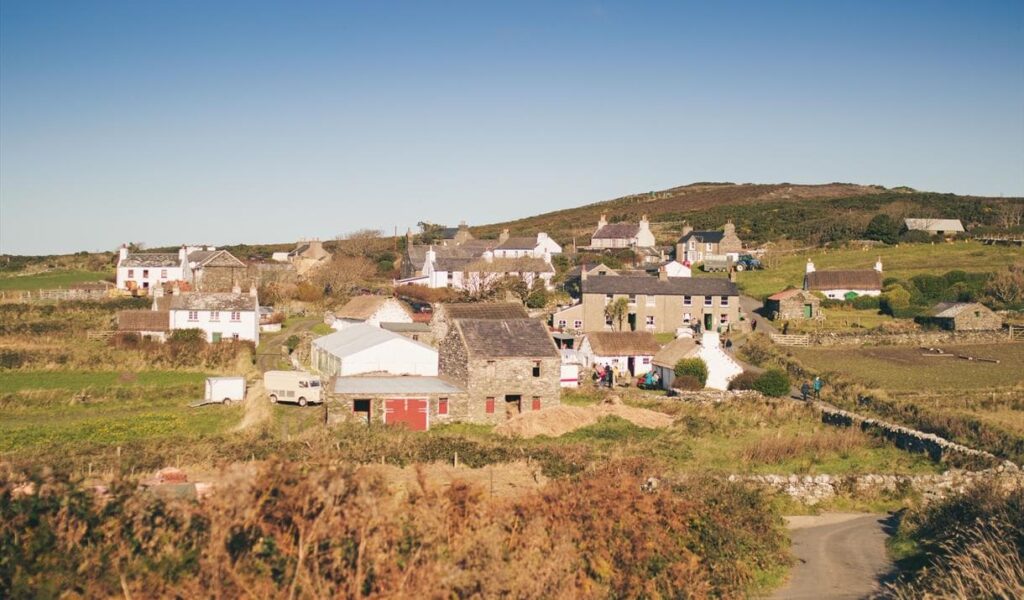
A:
813 376 823 400
751 319 758 333
800 380 811 402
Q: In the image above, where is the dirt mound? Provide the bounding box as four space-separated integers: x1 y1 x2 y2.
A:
494 397 675 438
358 461 547 500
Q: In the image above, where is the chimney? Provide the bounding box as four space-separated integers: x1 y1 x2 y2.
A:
640 214 650 229
118 244 129 262
537 232 548 241
805 259 816 274
658 266 668 281
581 265 588 281
171 284 181 296
723 221 735 235
499 228 510 243
249 284 258 298
406 228 414 246
178 245 187 262
874 257 883 273
426 246 436 265
308 239 323 254
598 214 607 229
682 223 693 237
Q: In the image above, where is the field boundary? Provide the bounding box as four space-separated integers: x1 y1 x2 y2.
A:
770 333 810 346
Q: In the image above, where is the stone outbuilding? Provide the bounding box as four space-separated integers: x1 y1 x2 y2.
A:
579 331 662 377
651 337 700 390
438 317 561 424
926 302 1003 331
330 296 413 330
765 288 823 321
327 375 466 431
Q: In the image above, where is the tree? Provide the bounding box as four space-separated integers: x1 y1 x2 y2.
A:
753 369 790 397
996 202 1024 229
604 298 629 331
335 229 387 258
417 222 448 245
673 358 708 388
313 255 376 297
525 280 549 309
864 214 899 245
985 264 1024 308
880 285 912 315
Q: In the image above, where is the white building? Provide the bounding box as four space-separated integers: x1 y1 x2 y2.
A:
311 323 438 378
588 214 657 249
398 247 555 292
903 218 965 236
652 332 742 391
329 296 414 330
662 261 692 278
579 331 662 377
115 245 188 293
803 258 884 300
165 286 260 343
492 230 563 259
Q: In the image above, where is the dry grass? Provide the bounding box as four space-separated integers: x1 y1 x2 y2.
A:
739 428 868 465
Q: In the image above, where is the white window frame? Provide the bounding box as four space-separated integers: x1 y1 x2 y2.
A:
187 311 199 322
231 311 241 322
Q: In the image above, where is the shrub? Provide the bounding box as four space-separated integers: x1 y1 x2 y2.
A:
673 375 703 391
900 229 933 243
674 358 708 387
880 285 912 315
864 213 899 244
728 371 759 391
850 295 880 310
753 369 790 397
285 335 300 353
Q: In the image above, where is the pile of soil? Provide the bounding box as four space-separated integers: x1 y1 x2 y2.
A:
358 461 547 500
494 396 675 439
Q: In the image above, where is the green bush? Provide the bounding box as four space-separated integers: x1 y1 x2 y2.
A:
753 369 790 397
864 213 899 244
285 335 301 353
850 295 880 310
880 285 912 315
899 230 933 244
674 358 708 387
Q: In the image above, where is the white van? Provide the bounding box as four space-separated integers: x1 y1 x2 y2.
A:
263 371 322 407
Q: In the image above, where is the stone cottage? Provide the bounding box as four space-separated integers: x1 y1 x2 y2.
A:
926 302 1003 331
438 317 561 423
765 288 823 321
676 222 743 263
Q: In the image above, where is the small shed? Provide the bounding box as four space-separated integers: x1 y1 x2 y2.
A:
328 375 466 431
926 302 1002 331
903 218 965 237
580 331 662 377
765 288 823 321
651 337 700 391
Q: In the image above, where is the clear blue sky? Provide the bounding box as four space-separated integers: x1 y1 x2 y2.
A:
2 1 1022 255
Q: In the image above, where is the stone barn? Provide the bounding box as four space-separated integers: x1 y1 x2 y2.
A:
765 288 823 321
438 317 561 424
926 302 1003 331
327 376 466 431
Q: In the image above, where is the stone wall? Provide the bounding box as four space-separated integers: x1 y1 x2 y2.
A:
808 329 1012 347
667 389 763 403
463 356 561 424
730 466 1022 505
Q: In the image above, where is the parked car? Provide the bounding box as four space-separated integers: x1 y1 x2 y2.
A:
263 370 322 406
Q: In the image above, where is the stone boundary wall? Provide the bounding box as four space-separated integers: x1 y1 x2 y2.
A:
808 330 1012 347
667 389 763 403
730 467 1023 505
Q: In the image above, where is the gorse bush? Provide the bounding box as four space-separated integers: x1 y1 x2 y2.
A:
674 358 708 387
0 459 788 599
753 369 791 397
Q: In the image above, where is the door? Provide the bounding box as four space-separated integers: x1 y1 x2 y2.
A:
627 313 637 331
803 304 813 318
212 332 222 343
384 399 428 431
704 313 713 330
504 395 522 419
353 399 371 425
627 356 636 376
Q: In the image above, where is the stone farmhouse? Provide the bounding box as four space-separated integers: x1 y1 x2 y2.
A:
492 229 563 259
115 244 248 295
311 324 438 377
803 258 883 300
186 248 248 292
765 288 823 321
579 331 662 377
165 286 260 343
675 222 743 264
553 269 741 334
272 239 331 276
587 214 656 249
431 302 529 341
925 302 1002 331
116 310 171 341
328 296 414 330
399 245 555 292
903 218 965 238
438 317 561 424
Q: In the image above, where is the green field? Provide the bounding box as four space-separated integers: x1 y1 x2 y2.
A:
790 343 1024 391
0 270 113 291
736 242 1021 298
0 370 208 393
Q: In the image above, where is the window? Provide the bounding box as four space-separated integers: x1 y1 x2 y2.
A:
573 320 582 329
160 269 168 279
558 319 567 329
645 315 655 326
310 380 320 387
532 361 541 377
642 357 651 365
683 295 692 306
231 311 241 321
142 269 149 278
628 294 636 304
605 315 613 326
531 397 541 411
187 311 198 321
127 269 134 278
412 334 419 341
232 333 240 340
438 397 449 416
704 296 713 306
486 360 496 377
210 311 220 321
605 294 613 304
485 397 495 414
720 296 729 306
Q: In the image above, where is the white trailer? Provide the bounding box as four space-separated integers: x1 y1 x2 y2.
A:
205 377 246 404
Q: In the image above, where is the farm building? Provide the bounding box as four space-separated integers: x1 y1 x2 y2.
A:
274 239 331 275
311 324 438 377
765 288 823 321
329 296 413 330
431 301 529 340
651 337 700 390
903 218 965 237
186 248 248 292
552 302 585 332
925 302 1003 331
803 259 883 300
579 331 662 377
676 222 743 263
438 317 560 424
327 376 466 431
116 309 170 341
380 321 435 345
115 245 187 294
165 286 260 343
587 214 656 249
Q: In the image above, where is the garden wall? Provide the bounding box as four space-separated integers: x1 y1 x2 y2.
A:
808 330 1012 347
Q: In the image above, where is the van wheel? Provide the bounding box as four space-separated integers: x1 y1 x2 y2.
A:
298 397 308 407
223 397 232 405
269 394 278 404
735 264 745 272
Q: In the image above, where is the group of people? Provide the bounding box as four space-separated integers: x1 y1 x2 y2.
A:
594 364 615 388
800 376 824 402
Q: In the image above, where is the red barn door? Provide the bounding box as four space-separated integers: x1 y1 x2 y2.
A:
384 399 428 431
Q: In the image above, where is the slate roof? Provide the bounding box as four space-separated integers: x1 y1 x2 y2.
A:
121 253 181 268
336 296 410 321
804 270 882 291
333 376 464 395
456 318 559 359
168 292 257 312
313 323 434 357
767 288 812 301
592 222 640 240
117 310 170 332
463 257 554 274
582 276 739 297
497 236 539 250
380 322 432 333
679 231 724 243
930 302 993 318
441 302 529 320
188 249 245 268
652 337 700 368
585 331 661 356
904 218 965 233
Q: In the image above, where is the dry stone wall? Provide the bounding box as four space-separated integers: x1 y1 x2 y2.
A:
808 330 1010 347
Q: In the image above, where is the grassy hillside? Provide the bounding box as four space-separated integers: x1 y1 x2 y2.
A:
0 269 113 291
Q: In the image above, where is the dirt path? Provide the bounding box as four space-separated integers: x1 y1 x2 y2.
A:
255 316 319 373
769 513 893 600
